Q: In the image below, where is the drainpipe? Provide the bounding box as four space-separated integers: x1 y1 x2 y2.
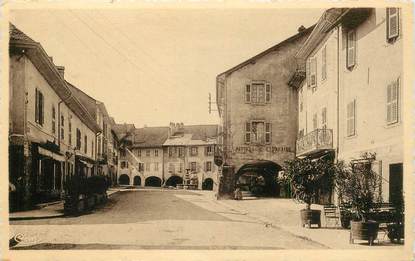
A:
336 26 340 161
95 131 102 176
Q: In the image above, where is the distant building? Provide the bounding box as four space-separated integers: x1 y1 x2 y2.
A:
114 123 218 190
293 8 403 203
163 123 218 190
215 25 314 198
9 24 100 210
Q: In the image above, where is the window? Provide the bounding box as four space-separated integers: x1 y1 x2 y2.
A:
52 105 56 135
154 162 159 171
169 147 177 157
322 45 327 80
245 84 251 103
313 113 318 130
190 147 198 156
169 163 175 173
91 141 94 157
60 114 65 140
205 146 213 156
179 163 184 173
205 161 212 172
387 78 400 124
265 122 272 144
245 122 251 144
154 149 158 157
84 135 87 154
35 88 44 125
387 8 400 40
347 30 356 68
146 150 150 157
76 129 81 150
121 161 126 169
178 147 185 157
347 100 356 136
321 107 327 129
309 57 317 89
138 163 144 172
190 162 197 172
145 163 150 171
245 82 271 104
137 149 141 157
68 115 72 146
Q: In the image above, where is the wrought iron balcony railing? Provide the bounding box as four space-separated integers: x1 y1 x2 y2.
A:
296 129 333 156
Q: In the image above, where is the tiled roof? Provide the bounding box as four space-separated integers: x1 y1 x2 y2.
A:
132 127 170 148
66 81 97 119
164 134 216 146
182 124 218 140
113 123 136 140
9 23 36 43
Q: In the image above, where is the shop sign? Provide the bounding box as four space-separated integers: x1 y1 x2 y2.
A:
233 146 292 154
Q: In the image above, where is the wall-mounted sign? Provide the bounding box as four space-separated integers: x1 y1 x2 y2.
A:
232 146 292 154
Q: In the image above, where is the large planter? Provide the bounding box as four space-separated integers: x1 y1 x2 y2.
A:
350 220 379 246
387 223 404 244
300 209 321 228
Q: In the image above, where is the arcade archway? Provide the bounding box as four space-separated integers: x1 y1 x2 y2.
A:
119 174 130 185
166 175 183 187
235 160 282 197
133 176 141 186
202 178 214 190
145 176 162 187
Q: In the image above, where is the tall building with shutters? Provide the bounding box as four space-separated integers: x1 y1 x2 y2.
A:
291 8 404 203
215 25 314 199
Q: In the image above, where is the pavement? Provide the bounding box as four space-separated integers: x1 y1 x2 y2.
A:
8 189 406 251
9 187 122 221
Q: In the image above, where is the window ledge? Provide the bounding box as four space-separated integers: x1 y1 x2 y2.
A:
384 121 401 129
345 134 358 140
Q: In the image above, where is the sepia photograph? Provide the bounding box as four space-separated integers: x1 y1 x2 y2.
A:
3 2 413 260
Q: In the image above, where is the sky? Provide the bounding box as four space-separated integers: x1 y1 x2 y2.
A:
10 8 324 128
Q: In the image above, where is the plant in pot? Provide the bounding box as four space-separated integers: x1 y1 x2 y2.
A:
387 189 404 243
336 153 382 246
280 156 336 229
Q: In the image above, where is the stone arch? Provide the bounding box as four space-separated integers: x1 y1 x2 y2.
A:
202 178 214 190
133 176 141 186
166 175 183 187
145 176 162 187
235 160 282 197
119 174 130 185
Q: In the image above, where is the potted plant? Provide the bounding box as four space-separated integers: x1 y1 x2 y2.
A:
387 190 404 243
336 153 382 246
280 156 336 228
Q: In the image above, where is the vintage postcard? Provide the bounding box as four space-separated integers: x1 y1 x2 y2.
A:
1 1 413 260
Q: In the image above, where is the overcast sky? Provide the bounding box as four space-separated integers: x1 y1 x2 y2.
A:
10 8 323 128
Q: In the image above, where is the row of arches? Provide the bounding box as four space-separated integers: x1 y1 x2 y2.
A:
117 174 214 190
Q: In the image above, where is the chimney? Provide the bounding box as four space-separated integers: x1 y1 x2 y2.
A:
298 25 306 33
56 66 65 79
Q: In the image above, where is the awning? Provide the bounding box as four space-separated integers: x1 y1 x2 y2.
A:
79 160 93 168
38 146 65 162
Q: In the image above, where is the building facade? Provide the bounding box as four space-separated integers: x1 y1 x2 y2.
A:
215 26 314 198
163 123 218 190
9 24 101 210
292 8 404 203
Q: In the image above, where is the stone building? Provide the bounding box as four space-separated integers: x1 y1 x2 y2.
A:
163 123 218 190
292 8 404 203
215 25 314 198
9 24 101 210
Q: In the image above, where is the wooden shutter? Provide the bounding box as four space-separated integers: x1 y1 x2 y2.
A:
265 122 272 144
35 89 39 123
321 107 327 128
387 8 399 39
347 100 356 136
347 30 356 68
306 59 310 87
387 79 399 124
245 84 251 103
265 83 271 103
245 122 251 144
322 45 327 80
310 57 317 88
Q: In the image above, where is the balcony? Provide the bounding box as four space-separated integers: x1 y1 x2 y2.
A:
296 129 333 157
